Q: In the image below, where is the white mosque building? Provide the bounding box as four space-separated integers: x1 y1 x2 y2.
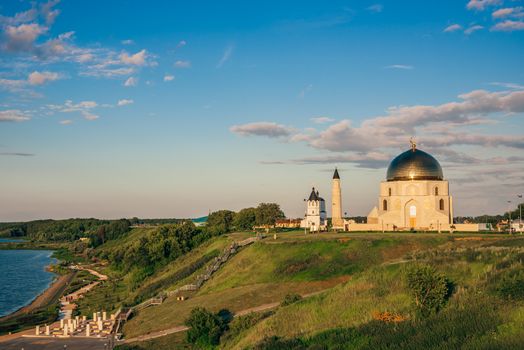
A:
300 140 483 232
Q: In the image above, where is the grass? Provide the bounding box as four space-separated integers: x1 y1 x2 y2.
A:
82 231 524 349
122 233 451 339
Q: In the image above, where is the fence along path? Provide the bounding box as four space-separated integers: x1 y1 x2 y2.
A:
132 236 260 312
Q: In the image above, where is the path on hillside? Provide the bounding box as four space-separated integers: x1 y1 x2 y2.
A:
122 289 329 344
59 265 108 319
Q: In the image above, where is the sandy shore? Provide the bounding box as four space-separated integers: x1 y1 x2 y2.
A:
0 272 75 323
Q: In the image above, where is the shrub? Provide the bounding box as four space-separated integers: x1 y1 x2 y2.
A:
184 307 227 346
221 311 274 343
495 269 524 300
282 293 302 306
406 265 452 316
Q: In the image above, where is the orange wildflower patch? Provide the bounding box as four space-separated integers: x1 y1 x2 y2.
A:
372 311 407 323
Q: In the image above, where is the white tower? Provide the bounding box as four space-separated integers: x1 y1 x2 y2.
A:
331 168 344 230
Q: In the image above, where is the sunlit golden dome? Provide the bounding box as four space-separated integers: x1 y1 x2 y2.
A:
386 144 443 181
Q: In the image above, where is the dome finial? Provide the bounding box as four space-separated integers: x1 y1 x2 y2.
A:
409 137 417 152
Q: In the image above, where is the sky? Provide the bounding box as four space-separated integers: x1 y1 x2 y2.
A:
1 0 523 221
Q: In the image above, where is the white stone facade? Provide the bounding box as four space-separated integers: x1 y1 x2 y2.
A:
367 179 453 231
301 188 327 231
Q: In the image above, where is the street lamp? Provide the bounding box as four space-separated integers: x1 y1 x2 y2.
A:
508 200 512 234
518 195 523 234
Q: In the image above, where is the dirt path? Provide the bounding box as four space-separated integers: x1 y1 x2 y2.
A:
122 288 331 344
0 272 75 323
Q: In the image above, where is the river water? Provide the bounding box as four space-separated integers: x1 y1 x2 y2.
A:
0 249 56 317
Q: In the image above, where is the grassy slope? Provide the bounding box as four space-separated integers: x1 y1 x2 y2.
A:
227 235 524 349
122 232 449 339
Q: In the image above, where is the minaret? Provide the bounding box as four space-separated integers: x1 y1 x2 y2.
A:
331 168 343 229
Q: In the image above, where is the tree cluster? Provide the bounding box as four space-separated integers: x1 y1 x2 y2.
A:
206 203 285 235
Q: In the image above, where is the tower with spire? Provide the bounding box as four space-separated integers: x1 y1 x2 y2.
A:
331 168 344 229
300 187 327 232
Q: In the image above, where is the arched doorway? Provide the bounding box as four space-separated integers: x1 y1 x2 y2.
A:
405 200 418 228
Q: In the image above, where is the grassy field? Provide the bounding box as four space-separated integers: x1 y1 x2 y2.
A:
112 231 524 349
122 232 450 338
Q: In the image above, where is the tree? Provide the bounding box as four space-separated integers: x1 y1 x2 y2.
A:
406 265 452 316
207 210 235 235
234 207 257 231
185 307 227 346
255 203 285 226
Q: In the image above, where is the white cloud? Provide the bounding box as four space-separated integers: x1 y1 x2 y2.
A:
163 75 175 82
121 39 134 45
298 84 313 98
467 0 501 11
176 40 187 48
230 122 292 138
491 20 524 31
82 111 99 120
489 82 524 90
124 77 138 87
464 25 484 34
59 119 72 125
27 71 60 85
0 110 30 122
443 24 462 32
117 99 134 106
0 78 27 92
311 117 335 124
120 49 148 65
385 64 413 70
40 0 61 25
231 88 524 168
492 7 524 19
3 23 47 52
367 4 383 13
174 60 191 68
217 45 234 68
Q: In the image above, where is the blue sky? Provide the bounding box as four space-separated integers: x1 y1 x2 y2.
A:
1 0 523 221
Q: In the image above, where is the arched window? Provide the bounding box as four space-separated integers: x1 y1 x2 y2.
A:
439 199 444 210
383 199 388 211
388 188 392 196
434 187 439 196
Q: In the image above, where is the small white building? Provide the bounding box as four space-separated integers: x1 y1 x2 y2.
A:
301 187 327 232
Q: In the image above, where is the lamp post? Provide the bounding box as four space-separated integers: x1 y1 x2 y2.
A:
518 195 523 234
507 200 512 234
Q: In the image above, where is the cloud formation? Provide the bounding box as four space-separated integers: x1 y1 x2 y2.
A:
385 64 413 70
28 71 60 85
492 7 524 19
232 88 524 169
0 110 30 122
163 74 175 82
124 77 138 87
311 117 335 124
117 99 134 106
120 49 149 65
217 45 234 68
491 20 524 31
230 122 292 138
467 0 501 11
444 24 463 32
174 60 191 68
464 25 484 34
367 4 384 13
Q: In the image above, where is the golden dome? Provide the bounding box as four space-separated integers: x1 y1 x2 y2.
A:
386 148 443 181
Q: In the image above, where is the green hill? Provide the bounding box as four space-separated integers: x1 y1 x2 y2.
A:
110 233 524 350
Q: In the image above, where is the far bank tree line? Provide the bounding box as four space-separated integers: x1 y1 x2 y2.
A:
206 203 285 235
